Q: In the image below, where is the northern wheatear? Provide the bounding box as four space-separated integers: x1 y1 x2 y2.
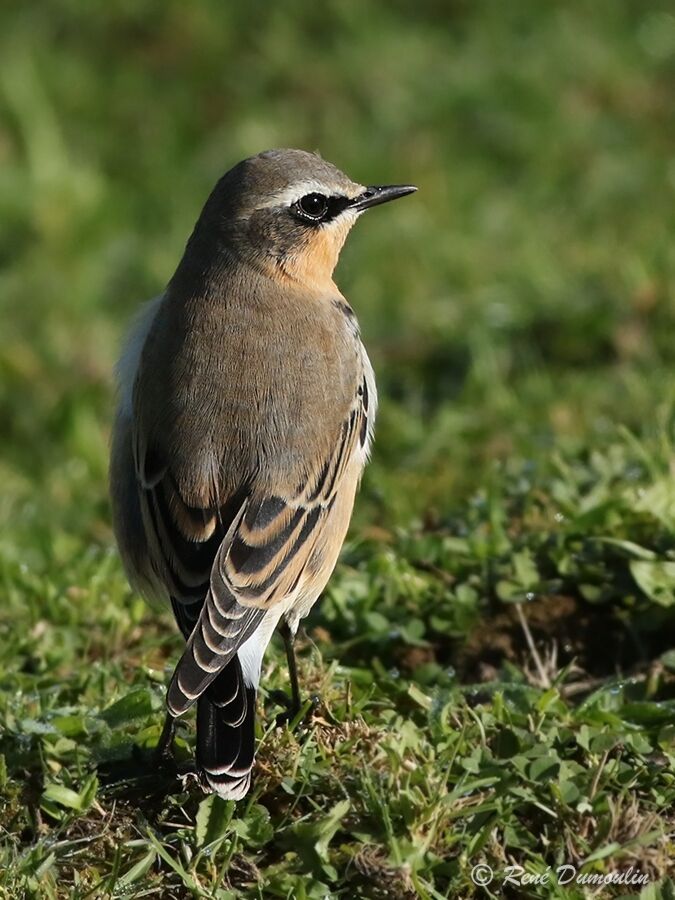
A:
110 149 415 799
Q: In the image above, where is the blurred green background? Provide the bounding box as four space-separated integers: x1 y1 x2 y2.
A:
2 0 674 540
1 1 675 896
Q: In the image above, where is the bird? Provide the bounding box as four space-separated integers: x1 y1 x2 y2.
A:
110 148 416 799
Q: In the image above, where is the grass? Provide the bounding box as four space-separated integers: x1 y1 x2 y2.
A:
1 0 675 896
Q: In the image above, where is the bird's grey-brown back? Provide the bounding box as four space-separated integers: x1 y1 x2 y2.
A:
135 274 364 506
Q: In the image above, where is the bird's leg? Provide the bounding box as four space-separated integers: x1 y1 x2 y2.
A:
271 621 317 726
154 710 177 765
282 620 302 718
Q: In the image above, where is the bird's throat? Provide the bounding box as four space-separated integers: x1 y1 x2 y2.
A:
275 221 352 293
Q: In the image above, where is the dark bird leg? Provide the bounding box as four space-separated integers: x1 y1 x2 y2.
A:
154 711 177 764
271 620 316 725
282 620 301 719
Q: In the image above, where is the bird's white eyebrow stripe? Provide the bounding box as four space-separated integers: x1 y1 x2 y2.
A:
257 179 364 209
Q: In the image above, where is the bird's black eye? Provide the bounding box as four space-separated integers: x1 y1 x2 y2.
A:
294 192 329 223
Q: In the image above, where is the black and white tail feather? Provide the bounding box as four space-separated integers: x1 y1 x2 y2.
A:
197 659 256 799
170 597 258 797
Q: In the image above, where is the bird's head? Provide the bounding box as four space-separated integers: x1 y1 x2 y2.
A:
187 148 416 291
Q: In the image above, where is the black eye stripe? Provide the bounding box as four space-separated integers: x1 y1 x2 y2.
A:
291 194 352 225
325 196 352 220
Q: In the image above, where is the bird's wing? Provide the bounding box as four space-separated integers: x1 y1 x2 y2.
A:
132 368 373 717
166 372 372 715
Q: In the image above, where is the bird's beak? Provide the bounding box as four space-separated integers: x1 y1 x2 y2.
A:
349 184 417 212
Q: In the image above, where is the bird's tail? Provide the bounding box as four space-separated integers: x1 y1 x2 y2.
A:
196 656 256 800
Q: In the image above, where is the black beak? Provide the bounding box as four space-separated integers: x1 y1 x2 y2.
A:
349 184 417 212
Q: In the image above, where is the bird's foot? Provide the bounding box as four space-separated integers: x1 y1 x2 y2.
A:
100 716 183 784
153 740 177 770
99 721 194 795
270 690 320 728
